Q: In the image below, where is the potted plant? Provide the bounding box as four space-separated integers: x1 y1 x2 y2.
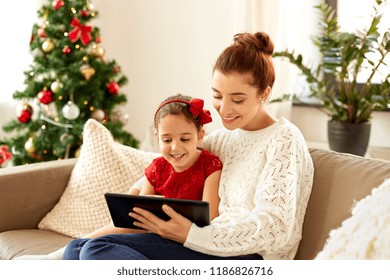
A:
273 0 390 156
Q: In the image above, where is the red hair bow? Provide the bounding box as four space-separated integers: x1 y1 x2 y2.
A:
69 18 92 46
188 98 212 125
154 98 213 126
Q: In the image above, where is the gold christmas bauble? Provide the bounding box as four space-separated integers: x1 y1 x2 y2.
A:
74 147 81 158
50 81 63 93
92 109 105 121
90 44 105 58
80 64 95 80
42 39 55 53
24 137 36 155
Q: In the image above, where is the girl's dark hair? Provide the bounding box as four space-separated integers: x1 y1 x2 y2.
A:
213 32 275 94
154 94 202 131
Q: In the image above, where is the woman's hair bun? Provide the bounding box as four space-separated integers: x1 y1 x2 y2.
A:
254 32 274 55
234 32 274 56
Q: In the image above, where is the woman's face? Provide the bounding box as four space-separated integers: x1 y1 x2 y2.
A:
212 70 266 131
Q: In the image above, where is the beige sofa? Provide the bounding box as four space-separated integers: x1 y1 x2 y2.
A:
1 148 389 260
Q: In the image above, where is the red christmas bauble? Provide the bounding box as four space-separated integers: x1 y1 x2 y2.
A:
17 104 33 123
37 89 54 104
52 0 64 10
62 45 72 54
81 9 89 17
18 111 32 123
107 81 120 95
38 26 46 38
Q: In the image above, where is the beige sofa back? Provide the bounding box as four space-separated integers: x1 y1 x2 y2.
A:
295 148 390 259
0 159 76 233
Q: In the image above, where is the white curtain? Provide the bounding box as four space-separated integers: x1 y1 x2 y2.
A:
231 0 322 119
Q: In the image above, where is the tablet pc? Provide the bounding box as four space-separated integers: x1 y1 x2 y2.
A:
104 193 210 229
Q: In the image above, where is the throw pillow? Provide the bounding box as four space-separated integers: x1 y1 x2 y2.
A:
38 119 158 238
315 178 390 259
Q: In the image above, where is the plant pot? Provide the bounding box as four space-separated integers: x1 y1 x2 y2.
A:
327 120 371 157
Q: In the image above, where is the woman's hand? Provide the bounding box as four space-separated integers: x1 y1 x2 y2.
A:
129 205 192 244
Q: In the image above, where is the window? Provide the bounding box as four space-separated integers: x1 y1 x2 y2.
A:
328 0 390 83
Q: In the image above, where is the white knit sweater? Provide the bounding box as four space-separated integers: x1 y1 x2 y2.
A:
184 117 314 260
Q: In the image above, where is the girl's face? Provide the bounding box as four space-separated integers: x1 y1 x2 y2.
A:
156 113 204 172
212 70 270 131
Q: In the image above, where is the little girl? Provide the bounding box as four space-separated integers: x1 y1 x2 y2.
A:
138 94 222 221
16 94 222 260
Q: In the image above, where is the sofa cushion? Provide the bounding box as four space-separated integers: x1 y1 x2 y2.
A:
315 178 390 259
0 229 73 260
295 148 390 259
38 119 158 238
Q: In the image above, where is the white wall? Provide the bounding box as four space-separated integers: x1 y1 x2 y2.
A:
92 0 324 143
91 0 248 141
0 1 42 138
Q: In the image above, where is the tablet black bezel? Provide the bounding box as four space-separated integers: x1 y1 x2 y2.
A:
104 193 210 229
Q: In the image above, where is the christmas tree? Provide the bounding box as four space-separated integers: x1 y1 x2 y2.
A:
0 0 139 167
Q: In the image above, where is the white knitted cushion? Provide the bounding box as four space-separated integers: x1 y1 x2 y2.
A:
315 178 390 259
38 119 157 238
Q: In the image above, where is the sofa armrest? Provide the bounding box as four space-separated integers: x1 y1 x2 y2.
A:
0 158 77 232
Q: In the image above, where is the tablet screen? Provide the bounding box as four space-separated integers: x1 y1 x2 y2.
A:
104 193 210 229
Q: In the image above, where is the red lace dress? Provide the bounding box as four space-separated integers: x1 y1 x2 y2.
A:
144 149 223 200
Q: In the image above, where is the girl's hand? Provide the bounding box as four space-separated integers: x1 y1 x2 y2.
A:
129 205 192 244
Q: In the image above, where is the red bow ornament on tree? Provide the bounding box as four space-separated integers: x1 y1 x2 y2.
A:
0 146 12 165
69 18 92 46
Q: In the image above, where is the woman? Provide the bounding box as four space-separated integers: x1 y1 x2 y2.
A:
63 31 314 260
